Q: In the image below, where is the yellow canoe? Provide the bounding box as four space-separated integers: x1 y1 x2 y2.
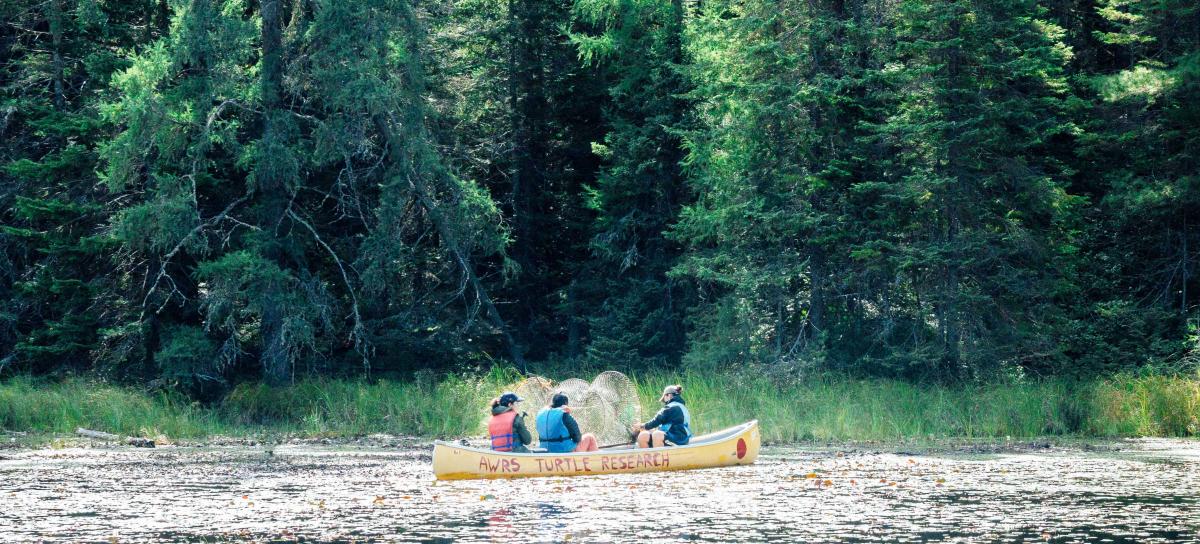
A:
432 420 760 480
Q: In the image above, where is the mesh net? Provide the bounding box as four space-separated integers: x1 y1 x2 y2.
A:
495 371 642 447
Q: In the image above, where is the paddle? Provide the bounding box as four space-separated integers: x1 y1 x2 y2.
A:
598 426 644 449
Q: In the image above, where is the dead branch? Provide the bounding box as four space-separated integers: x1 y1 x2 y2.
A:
75 428 155 448
140 195 248 318
287 209 370 374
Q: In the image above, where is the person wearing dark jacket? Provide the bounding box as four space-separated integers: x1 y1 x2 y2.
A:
488 392 532 452
535 393 599 452
632 384 692 448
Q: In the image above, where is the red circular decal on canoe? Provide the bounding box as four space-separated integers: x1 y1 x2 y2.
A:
736 438 747 459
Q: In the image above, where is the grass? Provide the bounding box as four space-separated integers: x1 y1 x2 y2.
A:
1 370 1197 445
637 372 1200 442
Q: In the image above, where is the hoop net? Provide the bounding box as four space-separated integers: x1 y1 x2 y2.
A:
497 371 642 446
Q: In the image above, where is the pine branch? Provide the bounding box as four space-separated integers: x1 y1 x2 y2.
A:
286 209 371 375
139 195 248 318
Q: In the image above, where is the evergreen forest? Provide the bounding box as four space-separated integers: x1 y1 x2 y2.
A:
2 0 1198 392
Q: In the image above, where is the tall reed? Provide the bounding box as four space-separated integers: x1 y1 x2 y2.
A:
631 372 1200 442
1 371 1197 443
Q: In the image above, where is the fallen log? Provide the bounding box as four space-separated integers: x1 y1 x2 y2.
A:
75 428 155 448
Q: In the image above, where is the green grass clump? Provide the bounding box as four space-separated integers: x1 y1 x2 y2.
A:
0 376 224 438
1 370 1197 444
625 371 1199 443
219 371 512 437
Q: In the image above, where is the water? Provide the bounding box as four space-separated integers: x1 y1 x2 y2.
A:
2 440 1199 542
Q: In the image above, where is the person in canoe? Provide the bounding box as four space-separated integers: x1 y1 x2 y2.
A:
535 393 599 453
488 392 532 453
632 384 692 448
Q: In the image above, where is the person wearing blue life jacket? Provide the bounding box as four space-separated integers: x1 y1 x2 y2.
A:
535 393 598 452
632 384 692 448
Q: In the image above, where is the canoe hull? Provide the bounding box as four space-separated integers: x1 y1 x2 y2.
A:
432 420 760 480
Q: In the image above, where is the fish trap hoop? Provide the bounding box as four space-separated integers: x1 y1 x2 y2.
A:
490 372 642 445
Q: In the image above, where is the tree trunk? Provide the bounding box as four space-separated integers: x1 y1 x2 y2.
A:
774 292 785 357
567 279 581 358
809 243 827 341
938 9 965 378
157 0 171 35
258 0 290 383
47 0 66 111
506 0 550 343
1181 216 1189 315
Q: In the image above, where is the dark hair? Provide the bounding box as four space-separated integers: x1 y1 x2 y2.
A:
490 397 501 408
551 393 568 408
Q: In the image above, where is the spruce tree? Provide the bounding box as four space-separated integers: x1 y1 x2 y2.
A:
0 0 160 375
572 0 694 367
879 0 1077 377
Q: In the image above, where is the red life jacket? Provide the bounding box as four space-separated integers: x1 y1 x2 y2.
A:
488 410 518 452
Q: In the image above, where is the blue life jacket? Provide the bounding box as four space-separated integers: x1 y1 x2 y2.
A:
659 401 692 445
535 408 576 453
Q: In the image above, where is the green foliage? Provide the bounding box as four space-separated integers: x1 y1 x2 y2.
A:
154 325 222 388
571 0 694 368
1 0 1197 386
3 372 1198 441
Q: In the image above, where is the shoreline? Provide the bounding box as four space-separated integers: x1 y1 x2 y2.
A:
3 428 1182 455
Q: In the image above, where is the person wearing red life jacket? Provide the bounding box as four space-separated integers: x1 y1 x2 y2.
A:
488 392 532 452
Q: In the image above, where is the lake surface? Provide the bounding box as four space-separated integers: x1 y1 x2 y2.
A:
2 439 1199 542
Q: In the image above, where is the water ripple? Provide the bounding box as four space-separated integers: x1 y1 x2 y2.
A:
1 442 1198 542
